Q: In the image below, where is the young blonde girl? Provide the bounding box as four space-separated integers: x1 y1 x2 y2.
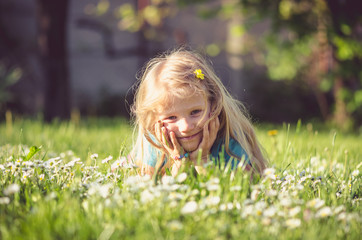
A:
129 48 267 176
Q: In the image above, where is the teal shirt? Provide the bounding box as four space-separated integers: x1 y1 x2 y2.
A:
143 136 250 170
210 138 250 169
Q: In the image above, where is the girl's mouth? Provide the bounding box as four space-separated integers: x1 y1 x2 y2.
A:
178 131 201 141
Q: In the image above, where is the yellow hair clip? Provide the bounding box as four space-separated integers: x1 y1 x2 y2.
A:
194 69 205 80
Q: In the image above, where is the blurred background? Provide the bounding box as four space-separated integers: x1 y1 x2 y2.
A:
0 0 361 130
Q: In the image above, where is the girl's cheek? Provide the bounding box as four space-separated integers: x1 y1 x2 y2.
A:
199 116 210 127
165 123 177 132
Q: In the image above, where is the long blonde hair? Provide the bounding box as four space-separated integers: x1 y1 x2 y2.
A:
130 48 267 174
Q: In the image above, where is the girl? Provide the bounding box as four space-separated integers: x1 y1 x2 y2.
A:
129 48 267 177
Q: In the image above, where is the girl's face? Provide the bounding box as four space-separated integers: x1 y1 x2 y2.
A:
157 93 211 152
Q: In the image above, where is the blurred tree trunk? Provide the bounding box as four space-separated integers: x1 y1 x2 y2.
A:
333 77 350 129
36 0 70 121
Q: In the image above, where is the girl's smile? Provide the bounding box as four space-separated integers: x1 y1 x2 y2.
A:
177 131 202 141
158 93 210 152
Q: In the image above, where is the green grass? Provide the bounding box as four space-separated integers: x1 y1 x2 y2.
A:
0 117 133 162
0 118 361 240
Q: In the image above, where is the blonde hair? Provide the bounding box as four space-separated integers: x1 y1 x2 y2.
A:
130 48 267 175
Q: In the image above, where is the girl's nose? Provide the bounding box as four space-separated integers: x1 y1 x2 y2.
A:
178 118 193 132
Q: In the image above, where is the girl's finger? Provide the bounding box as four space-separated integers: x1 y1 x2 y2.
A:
161 127 171 148
211 117 219 131
203 117 218 149
200 120 210 149
169 131 181 150
209 117 219 145
211 117 218 134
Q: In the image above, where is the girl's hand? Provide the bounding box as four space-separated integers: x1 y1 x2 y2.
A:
190 116 220 165
155 121 184 156
155 121 185 176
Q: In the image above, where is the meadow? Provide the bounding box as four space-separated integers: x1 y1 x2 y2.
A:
0 117 361 240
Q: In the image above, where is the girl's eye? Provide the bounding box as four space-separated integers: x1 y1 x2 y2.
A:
191 110 202 115
166 116 177 120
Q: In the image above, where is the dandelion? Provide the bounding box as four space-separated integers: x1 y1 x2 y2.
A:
207 177 220 185
267 130 278 136
266 189 277 197
167 220 183 231
191 189 200 196
4 183 20 195
45 192 57 201
337 212 347 221
316 206 332 218
241 205 253 218
206 184 220 192
140 189 154 203
0 197 10 205
204 196 220 207
255 209 263 216
176 172 187 183
88 183 112 198
285 218 301 229
181 201 198 215
39 174 45 181
279 197 292 207
264 168 276 180
194 69 204 80
22 161 34 168
167 192 184 202
289 206 301 217
264 168 276 176
351 169 359 178
102 155 113 164
65 158 81 167
219 203 233 211
310 156 320 166
226 202 234 210
254 201 267 216
251 189 260 201
90 153 98 161
169 200 178 208
263 206 277 218
22 173 29 181
44 157 61 168
230 185 242 191
111 157 127 171
334 205 345 215
307 198 325 209
161 175 175 185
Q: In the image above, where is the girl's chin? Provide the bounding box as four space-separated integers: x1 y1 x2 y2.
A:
180 141 201 153
179 133 203 153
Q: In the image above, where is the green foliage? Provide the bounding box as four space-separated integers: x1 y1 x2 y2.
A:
237 0 362 127
90 0 362 126
0 64 22 107
264 35 313 80
332 35 362 61
25 146 42 161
